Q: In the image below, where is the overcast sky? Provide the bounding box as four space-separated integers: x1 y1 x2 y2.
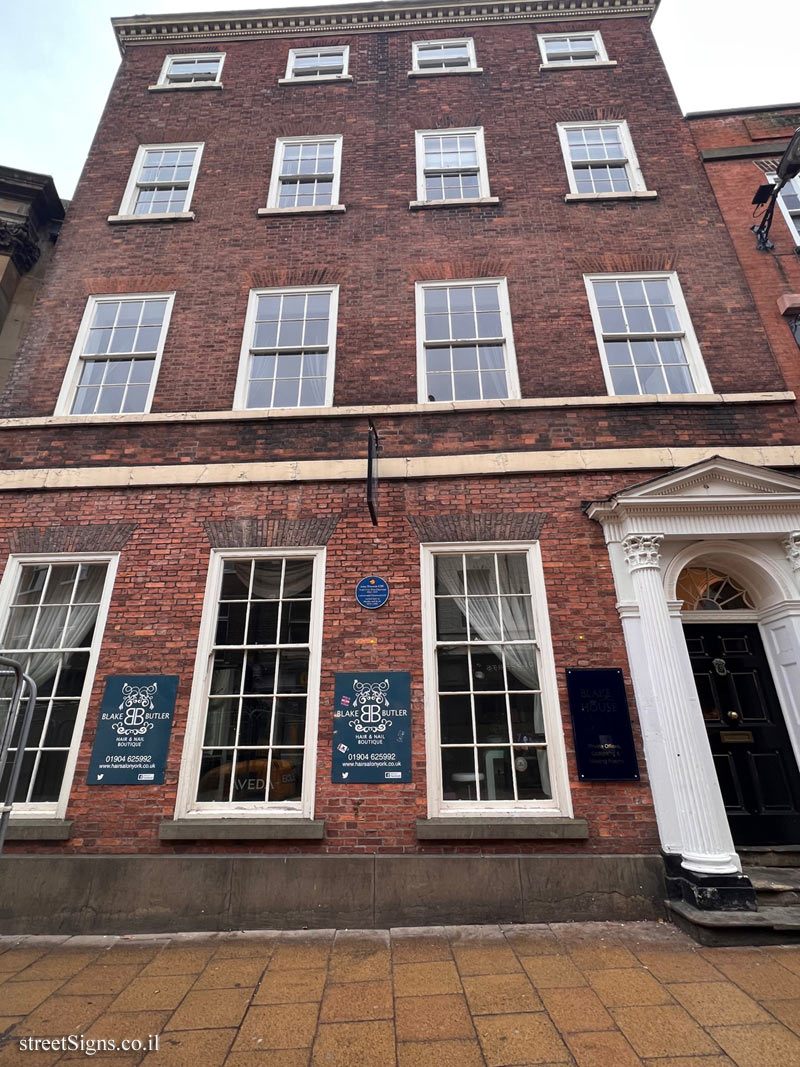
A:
2 0 798 198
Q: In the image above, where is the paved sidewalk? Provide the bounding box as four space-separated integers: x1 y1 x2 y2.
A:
1 922 800 1066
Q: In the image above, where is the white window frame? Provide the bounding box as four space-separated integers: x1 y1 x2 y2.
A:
557 120 652 198
174 547 326 821
768 173 800 245
265 135 344 212
283 45 350 83
584 271 712 396
414 127 492 205
116 142 204 219
411 38 479 74
154 53 225 88
420 542 572 818
538 30 611 68
54 292 175 417
0 552 120 821
415 277 520 404
233 285 339 411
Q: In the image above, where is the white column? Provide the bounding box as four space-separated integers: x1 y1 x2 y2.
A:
622 534 740 875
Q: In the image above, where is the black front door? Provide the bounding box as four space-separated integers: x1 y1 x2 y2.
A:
684 623 800 846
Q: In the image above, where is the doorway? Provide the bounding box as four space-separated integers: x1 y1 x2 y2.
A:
684 621 800 845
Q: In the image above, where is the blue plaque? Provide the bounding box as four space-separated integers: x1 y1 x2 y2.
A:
566 668 640 781
332 671 411 783
355 575 389 609
87 675 178 786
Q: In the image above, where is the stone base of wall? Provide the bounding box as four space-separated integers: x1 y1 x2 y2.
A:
0 854 665 934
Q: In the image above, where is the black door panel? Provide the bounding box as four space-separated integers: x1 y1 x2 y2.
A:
685 623 800 846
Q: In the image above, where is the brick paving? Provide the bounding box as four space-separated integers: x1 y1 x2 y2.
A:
1 922 800 1066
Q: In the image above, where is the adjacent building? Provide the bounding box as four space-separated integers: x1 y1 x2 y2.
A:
1 0 799 936
0 166 65 391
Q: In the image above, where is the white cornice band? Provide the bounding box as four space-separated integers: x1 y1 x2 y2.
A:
1 443 798 493
112 0 659 51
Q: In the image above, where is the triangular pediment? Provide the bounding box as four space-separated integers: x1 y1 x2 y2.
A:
608 457 800 505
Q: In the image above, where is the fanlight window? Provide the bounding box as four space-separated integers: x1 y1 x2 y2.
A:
677 567 755 612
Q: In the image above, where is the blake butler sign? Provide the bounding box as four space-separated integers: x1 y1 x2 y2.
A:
87 675 178 786
332 671 411 783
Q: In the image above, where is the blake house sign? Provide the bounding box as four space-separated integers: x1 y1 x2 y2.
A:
87 675 178 786
332 671 411 783
565 668 640 782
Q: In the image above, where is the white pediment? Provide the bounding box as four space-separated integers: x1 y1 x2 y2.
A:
612 457 800 505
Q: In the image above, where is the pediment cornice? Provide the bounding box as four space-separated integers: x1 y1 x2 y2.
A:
587 457 800 527
113 0 659 52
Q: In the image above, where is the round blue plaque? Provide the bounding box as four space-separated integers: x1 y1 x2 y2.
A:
355 576 390 609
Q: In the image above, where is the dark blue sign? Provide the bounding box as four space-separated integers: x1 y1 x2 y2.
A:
332 671 411 783
355 576 389 609
87 675 178 786
566 668 640 781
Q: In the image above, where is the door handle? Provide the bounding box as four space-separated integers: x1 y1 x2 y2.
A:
725 710 740 722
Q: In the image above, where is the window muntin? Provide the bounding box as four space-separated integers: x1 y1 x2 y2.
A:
158 53 224 85
539 31 608 65
769 173 800 243
57 294 174 417
677 567 755 612
286 46 349 80
416 279 518 403
236 287 338 410
0 558 115 812
585 273 709 396
557 121 646 196
119 143 203 217
412 39 477 71
184 550 324 816
267 136 343 209
415 127 490 203
422 544 571 816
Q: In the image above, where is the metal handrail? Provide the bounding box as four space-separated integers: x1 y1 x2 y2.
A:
0 655 38 854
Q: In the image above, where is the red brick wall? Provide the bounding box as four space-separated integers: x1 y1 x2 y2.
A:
688 109 800 400
0 473 662 856
2 16 791 423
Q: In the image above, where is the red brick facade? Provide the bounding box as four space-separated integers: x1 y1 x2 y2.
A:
2 3 798 880
687 105 800 399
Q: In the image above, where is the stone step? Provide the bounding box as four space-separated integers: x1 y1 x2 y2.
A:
739 846 800 868
749 866 800 907
666 898 800 946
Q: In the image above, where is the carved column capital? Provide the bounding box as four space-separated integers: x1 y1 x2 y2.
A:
784 532 800 573
0 216 41 274
622 533 663 573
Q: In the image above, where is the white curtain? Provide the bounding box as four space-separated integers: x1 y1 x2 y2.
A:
236 559 313 600
437 557 551 797
13 565 105 692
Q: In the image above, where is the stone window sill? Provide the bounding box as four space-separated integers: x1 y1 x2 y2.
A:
564 191 657 203
257 205 346 216
278 76 353 85
148 83 223 92
408 68 484 78
409 197 500 210
159 818 325 840
108 212 195 224
416 817 588 840
4 819 74 841
540 61 618 71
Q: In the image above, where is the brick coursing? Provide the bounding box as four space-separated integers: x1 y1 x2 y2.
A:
203 516 339 547
407 512 545 542
6 523 137 554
